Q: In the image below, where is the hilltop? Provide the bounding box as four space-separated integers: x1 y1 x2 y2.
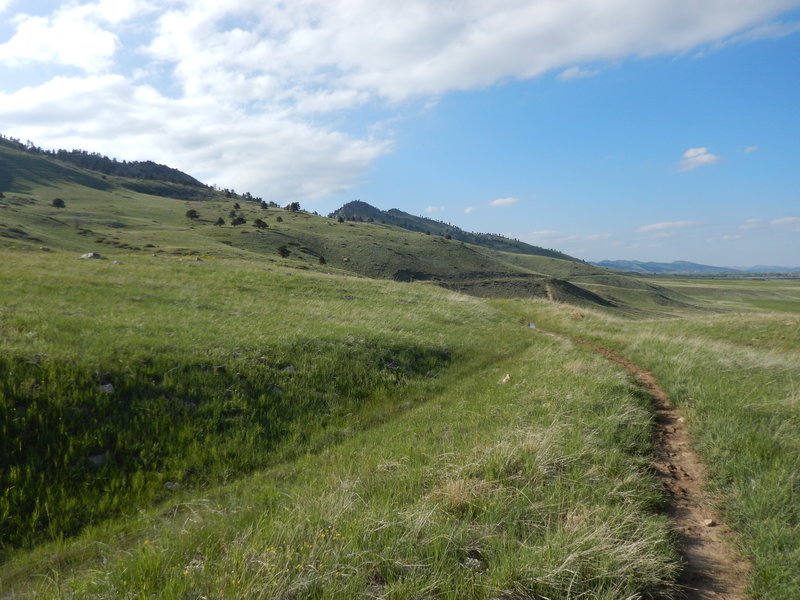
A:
330 200 575 260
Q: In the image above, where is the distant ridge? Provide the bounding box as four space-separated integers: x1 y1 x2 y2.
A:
594 259 800 274
0 133 205 188
330 200 577 261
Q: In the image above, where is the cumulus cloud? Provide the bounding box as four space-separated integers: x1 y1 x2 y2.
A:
464 207 475 214
678 147 721 171
720 234 742 240
1 0 797 199
744 145 760 153
425 205 445 213
0 76 389 200
489 197 519 207
636 221 700 233
558 66 599 80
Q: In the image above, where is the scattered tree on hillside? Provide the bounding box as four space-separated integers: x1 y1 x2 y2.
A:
318 256 326 265
229 209 237 218
253 218 268 229
260 200 268 209
233 202 240 209
215 217 225 227
286 202 300 212
52 198 66 208
276 216 283 223
185 209 199 219
277 245 290 258
337 216 344 223
231 216 247 226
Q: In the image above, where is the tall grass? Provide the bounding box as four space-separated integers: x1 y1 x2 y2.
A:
5 331 679 599
523 296 800 600
1 251 682 598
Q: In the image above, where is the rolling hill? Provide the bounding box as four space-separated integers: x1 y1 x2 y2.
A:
0 135 692 311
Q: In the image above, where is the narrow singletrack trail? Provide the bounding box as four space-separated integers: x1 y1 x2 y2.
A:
571 338 751 600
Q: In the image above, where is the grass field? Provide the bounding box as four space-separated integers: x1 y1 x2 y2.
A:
518 281 800 599
2 145 800 598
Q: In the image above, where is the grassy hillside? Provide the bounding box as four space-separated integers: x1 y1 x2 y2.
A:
0 250 681 599
0 142 693 311
4 140 799 599
330 200 576 260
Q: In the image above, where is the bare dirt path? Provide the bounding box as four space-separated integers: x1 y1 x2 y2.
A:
571 338 751 600
544 283 555 303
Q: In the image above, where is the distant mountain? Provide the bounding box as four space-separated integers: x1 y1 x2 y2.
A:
741 265 800 273
594 260 800 274
330 200 576 261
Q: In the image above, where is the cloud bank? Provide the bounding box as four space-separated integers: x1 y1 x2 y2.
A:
1 1 798 199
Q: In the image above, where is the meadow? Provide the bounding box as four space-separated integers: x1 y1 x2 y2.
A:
2 144 799 598
1 246 798 599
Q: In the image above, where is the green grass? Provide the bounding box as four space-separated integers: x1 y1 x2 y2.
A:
520 286 800 600
0 253 681 597
3 144 800 598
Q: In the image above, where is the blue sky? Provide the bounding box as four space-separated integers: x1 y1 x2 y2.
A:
1 1 798 265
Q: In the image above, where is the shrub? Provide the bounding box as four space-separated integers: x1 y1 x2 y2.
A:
52 198 66 208
185 209 199 220
277 245 290 258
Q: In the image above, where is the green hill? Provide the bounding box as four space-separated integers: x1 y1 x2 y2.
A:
330 200 576 260
0 136 694 312
2 137 800 600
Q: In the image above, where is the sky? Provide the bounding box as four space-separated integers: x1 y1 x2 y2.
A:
1 1 799 266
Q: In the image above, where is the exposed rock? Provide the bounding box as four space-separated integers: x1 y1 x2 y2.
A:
99 383 115 394
164 481 181 490
88 453 108 467
80 251 102 259
500 373 511 384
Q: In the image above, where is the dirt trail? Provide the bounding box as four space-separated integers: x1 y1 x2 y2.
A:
572 338 750 600
544 283 555 303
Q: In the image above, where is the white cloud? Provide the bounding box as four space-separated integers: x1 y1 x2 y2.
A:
678 147 721 171
585 233 612 241
0 0 10 13
771 216 800 225
636 221 700 233
739 218 763 230
425 205 445 213
0 4 128 73
464 207 475 214
721 234 742 240
489 197 519 207
2 1 798 200
0 76 388 200
744 145 760 153
558 66 599 80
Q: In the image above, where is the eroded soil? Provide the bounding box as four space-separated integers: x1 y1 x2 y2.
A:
573 338 751 600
